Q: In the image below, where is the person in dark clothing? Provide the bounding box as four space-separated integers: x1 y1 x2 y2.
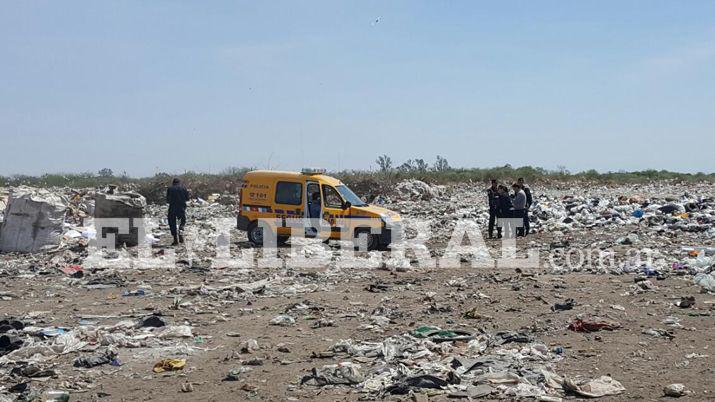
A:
309 192 322 219
306 192 322 238
166 178 190 245
517 178 532 236
486 179 499 239
495 185 513 238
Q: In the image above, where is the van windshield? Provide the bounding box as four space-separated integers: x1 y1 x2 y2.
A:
336 185 368 207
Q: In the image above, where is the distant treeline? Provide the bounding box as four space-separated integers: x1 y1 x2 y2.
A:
1 162 713 204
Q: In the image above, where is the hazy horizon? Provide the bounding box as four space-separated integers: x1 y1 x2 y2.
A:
2 162 713 179
2 1 714 176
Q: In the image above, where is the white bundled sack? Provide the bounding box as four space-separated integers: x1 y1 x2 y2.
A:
0 187 67 252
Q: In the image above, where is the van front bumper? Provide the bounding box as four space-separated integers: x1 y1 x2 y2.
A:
379 222 403 246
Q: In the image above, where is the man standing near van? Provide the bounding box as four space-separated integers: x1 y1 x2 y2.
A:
517 178 532 236
495 185 512 238
511 183 527 237
486 179 499 239
166 178 190 245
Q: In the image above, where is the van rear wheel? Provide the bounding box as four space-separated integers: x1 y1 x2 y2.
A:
248 222 288 247
247 222 264 246
354 228 379 251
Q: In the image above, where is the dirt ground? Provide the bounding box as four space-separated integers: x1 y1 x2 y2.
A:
2 232 713 402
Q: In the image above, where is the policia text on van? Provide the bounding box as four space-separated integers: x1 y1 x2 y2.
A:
236 169 402 250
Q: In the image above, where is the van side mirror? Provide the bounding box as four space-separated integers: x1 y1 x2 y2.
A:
342 201 351 210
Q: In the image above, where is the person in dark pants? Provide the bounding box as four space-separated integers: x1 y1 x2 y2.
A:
307 192 322 237
166 178 190 245
496 185 513 238
517 178 532 236
309 192 322 219
511 183 527 237
486 179 499 239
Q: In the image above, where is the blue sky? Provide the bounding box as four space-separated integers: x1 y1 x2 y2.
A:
1 1 714 175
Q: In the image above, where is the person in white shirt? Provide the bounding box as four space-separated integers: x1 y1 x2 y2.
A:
511 183 527 237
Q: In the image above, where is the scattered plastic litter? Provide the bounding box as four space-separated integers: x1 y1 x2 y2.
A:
568 318 621 332
152 358 186 373
564 375 626 397
663 383 687 397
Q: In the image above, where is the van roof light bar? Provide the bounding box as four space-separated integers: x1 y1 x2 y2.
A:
301 168 327 175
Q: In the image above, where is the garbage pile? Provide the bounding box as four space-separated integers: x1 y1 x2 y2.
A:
94 191 146 247
381 180 714 235
302 326 626 399
374 181 715 273
529 191 714 234
392 179 444 201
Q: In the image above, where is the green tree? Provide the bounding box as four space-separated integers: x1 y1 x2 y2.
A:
397 159 415 172
376 155 393 172
414 159 429 172
433 155 450 172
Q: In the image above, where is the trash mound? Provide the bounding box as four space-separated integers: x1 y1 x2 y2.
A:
531 191 715 233
95 192 146 214
394 180 441 201
135 176 242 205
302 326 624 399
95 191 146 247
340 177 391 204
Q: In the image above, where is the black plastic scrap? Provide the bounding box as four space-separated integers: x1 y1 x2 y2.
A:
551 298 576 312
385 374 450 395
410 326 474 343
0 318 26 333
0 334 24 357
73 349 117 368
366 283 391 292
138 315 167 328
492 331 533 345
10 363 57 378
675 296 695 308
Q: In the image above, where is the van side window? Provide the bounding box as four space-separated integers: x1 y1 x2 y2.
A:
275 181 302 205
322 185 343 208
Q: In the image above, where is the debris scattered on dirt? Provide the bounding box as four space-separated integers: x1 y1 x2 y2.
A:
663 383 688 397
0 181 713 400
568 318 621 332
563 375 626 398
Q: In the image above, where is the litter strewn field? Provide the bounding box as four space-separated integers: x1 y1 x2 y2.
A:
0 180 713 401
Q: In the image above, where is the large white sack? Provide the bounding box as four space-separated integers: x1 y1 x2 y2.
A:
0 187 67 253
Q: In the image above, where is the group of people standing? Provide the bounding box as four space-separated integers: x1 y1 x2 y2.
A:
487 177 532 239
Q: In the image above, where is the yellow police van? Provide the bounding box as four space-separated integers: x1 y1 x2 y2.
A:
237 169 402 250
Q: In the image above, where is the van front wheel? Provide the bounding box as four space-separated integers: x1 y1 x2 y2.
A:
354 228 379 251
